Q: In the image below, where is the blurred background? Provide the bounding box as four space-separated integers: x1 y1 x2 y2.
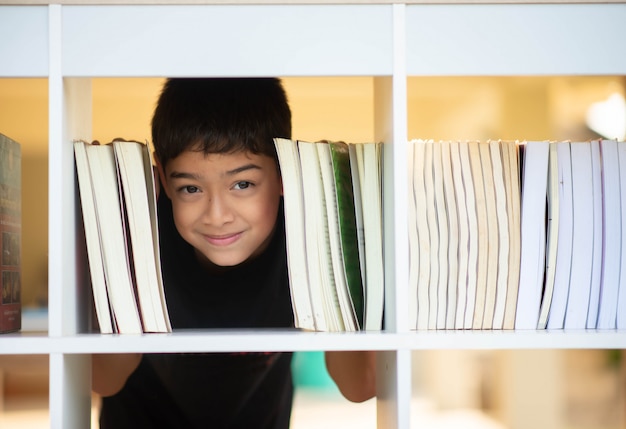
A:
0 76 625 428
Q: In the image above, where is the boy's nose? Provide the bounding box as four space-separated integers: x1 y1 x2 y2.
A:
202 194 235 226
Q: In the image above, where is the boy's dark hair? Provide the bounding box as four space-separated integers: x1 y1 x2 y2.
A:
151 77 292 166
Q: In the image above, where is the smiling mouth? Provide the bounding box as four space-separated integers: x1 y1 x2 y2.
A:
203 232 242 246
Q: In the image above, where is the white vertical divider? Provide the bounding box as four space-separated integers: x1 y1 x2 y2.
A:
374 4 411 429
48 4 92 428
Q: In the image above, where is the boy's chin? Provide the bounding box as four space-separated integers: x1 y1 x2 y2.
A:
193 248 250 272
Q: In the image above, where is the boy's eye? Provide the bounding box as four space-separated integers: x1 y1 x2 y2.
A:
181 185 200 194
233 181 252 190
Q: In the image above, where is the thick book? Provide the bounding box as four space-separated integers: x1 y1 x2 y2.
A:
409 140 432 330
74 139 171 334
327 141 365 329
515 141 550 330
617 141 626 329
563 142 596 329
586 140 603 329
450 141 472 330
596 139 621 329
546 142 574 329
273 138 316 331
440 141 459 329
478 142 499 329
298 140 341 331
537 142 560 329
468 141 489 329
501 141 522 330
348 141 384 331
315 141 366 331
0 133 21 334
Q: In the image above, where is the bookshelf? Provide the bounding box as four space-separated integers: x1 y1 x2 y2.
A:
1 2 626 428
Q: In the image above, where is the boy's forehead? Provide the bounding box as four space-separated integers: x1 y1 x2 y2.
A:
164 149 277 174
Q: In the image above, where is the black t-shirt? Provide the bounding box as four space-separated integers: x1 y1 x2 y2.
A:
99 192 295 429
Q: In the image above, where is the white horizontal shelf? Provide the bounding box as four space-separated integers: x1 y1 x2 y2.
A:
406 3 626 76
0 6 48 77
61 4 394 77
3 329 626 355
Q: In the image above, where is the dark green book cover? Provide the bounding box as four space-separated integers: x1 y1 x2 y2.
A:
329 141 364 329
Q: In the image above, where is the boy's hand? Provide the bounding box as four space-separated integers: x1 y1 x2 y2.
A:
325 351 376 402
92 353 143 397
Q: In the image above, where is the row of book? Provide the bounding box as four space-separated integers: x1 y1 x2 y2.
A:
408 139 626 331
73 137 626 334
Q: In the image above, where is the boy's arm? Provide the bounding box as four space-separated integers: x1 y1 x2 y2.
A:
324 351 376 403
92 353 143 397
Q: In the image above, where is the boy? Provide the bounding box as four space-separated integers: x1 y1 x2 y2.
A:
93 78 376 428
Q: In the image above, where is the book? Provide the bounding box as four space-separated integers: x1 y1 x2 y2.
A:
0 133 21 334
297 141 338 331
274 138 380 332
546 142 574 329
74 139 171 334
409 140 432 330
450 141 472 330
489 140 512 330
459 141 479 330
617 141 626 329
317 141 361 331
273 138 316 331
474 142 498 329
432 142 449 329
350 141 384 331
407 140 420 330
586 140 603 329
596 139 621 329
501 141 522 330
327 141 365 330
563 142 595 329
74 141 114 334
113 140 171 333
537 142 560 329
468 141 489 329
515 141 550 330
440 141 459 329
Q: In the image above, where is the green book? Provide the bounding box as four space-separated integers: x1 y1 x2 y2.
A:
329 141 364 329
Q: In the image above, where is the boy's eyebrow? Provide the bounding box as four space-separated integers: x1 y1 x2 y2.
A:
168 164 262 180
225 163 262 176
168 171 201 180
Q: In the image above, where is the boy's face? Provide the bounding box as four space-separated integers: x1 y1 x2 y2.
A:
158 149 282 268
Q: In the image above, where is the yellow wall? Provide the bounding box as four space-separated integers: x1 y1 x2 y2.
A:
0 76 624 307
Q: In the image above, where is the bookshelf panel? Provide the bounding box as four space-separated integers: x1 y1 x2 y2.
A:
0 6 49 77
61 5 394 77
405 4 626 76
3 330 626 355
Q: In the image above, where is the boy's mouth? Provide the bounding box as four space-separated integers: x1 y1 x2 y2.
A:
203 232 242 247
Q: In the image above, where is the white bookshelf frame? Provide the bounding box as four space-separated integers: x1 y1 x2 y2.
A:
1 2 626 428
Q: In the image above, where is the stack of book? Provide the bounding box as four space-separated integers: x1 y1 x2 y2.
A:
274 138 384 332
74 139 171 334
407 139 626 331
